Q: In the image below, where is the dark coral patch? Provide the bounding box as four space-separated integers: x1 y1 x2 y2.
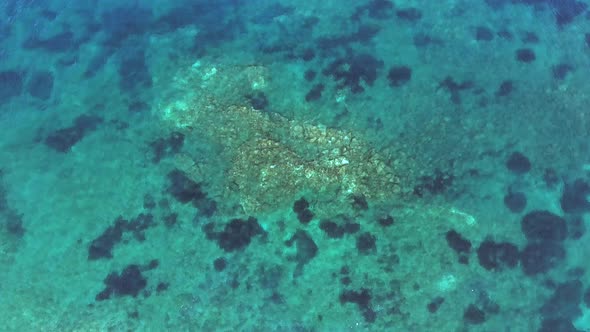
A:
204 217 264 252
521 210 567 242
44 114 103 152
149 132 184 163
323 53 383 94
520 242 566 276
0 70 24 104
95 264 148 301
560 179 590 214
504 191 527 213
506 151 531 174
387 66 412 87
476 240 519 271
27 71 54 100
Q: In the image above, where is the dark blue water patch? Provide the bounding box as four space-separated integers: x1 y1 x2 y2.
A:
26 71 53 100
0 173 25 237
165 169 217 217
117 48 152 93
516 48 536 63
101 6 153 47
22 31 78 53
0 70 24 104
475 26 494 41
44 114 103 152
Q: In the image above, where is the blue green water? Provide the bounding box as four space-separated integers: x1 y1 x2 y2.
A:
1 0 590 331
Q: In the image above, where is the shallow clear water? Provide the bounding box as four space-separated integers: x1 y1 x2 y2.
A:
0 0 589 331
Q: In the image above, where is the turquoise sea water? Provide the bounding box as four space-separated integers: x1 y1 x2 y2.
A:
1 0 590 331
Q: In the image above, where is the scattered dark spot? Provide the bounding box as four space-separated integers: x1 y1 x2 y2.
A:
352 0 394 20
350 194 369 211
340 288 376 323
323 53 383 94
166 170 205 204
387 66 412 87
504 191 527 213
396 8 422 22
586 33 590 48
413 169 454 197
0 70 24 104
540 280 583 320
293 197 310 213
538 318 580 332
204 217 264 252
378 215 394 227
305 83 324 102
4 210 25 237
516 48 535 63
285 230 318 277
101 6 153 47
84 49 113 78
163 213 178 228
495 80 513 97
427 296 445 313
521 210 567 242
561 178 590 213
156 282 169 293
522 31 539 43
22 31 78 52
304 69 317 81
568 216 586 240
213 257 227 271
437 76 474 104
149 132 185 163
413 33 443 47
553 64 573 80
520 242 566 276
128 100 149 113
476 240 519 271
356 232 376 254
475 26 494 41
463 304 486 324
95 264 148 301
301 48 315 61
445 230 472 256
143 194 156 209
118 48 152 93
297 209 314 224
506 152 531 174
319 219 360 238
88 214 156 260
246 91 269 111
258 264 284 290
44 114 103 152
497 30 513 39
543 168 559 188
27 71 54 100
